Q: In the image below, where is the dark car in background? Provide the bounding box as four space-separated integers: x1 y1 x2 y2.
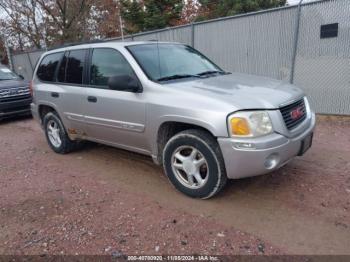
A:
0 65 32 120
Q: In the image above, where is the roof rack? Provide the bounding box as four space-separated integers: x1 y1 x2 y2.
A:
47 38 164 51
47 39 118 51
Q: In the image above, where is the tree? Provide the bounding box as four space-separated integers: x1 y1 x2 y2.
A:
143 0 183 30
36 0 93 46
0 0 125 50
120 0 145 34
0 0 93 49
91 0 123 39
0 0 46 49
0 0 288 51
121 0 183 33
197 0 287 21
181 0 200 24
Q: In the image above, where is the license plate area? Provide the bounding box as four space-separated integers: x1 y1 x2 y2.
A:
298 133 313 156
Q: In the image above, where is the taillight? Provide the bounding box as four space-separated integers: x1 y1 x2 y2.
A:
29 80 33 96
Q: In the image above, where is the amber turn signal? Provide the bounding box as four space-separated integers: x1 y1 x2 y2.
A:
230 117 251 136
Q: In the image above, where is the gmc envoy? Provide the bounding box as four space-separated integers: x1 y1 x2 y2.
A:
31 42 315 199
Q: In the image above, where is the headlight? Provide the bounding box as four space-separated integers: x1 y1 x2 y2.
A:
228 111 273 137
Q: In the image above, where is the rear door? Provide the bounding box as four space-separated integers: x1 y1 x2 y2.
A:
83 48 148 153
54 49 88 136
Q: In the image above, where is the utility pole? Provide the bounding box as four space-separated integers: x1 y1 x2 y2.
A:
114 0 124 41
290 0 304 84
119 13 124 41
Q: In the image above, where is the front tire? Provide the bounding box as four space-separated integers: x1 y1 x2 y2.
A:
163 129 227 199
43 112 77 154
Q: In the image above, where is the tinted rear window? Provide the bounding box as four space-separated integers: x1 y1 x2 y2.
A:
65 50 86 84
57 53 67 83
37 52 63 82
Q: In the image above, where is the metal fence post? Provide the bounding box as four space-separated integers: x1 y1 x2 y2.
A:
119 14 124 41
27 52 34 71
191 23 195 47
290 0 304 84
5 43 14 70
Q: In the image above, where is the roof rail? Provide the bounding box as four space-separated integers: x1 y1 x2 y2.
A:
47 38 161 51
47 39 116 51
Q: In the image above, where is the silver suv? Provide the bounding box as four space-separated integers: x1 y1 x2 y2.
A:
31 41 315 199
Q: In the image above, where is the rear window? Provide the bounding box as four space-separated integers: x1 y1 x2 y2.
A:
57 53 67 83
66 50 86 84
37 52 63 82
59 50 86 85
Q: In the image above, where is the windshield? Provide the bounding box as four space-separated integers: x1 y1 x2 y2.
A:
0 67 20 81
127 44 224 82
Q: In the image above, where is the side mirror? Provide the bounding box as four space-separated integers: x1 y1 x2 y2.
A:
19 75 24 80
108 74 142 93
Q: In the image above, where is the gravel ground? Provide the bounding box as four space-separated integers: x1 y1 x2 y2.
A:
0 115 349 256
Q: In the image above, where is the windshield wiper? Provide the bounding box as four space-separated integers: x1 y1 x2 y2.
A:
197 70 230 76
157 74 201 82
157 71 230 82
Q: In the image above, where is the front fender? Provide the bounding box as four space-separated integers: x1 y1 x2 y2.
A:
149 114 228 163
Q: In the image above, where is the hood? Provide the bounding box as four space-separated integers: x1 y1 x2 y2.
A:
163 73 304 110
0 79 29 90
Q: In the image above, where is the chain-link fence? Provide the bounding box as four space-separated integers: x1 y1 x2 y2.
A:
9 0 350 115
293 0 350 115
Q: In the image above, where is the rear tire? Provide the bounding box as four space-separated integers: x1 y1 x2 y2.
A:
163 129 227 199
43 112 77 154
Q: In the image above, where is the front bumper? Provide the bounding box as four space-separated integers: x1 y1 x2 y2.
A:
218 112 316 179
0 97 32 118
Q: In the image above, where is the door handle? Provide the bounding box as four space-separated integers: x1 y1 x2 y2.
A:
87 96 97 103
51 92 59 98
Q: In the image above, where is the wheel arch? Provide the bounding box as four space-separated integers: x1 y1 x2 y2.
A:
38 102 61 123
153 118 219 165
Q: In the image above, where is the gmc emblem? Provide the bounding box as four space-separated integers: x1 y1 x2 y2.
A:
290 106 304 120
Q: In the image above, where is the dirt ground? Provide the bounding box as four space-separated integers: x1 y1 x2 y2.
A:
0 115 349 256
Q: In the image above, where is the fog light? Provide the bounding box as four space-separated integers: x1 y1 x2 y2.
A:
233 142 256 150
264 153 280 169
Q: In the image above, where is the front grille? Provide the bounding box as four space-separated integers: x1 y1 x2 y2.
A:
0 86 30 102
0 94 31 103
280 98 307 130
1 105 30 114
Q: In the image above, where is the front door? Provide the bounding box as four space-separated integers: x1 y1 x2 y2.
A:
83 48 148 154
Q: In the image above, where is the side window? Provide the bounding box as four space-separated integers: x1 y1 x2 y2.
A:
57 53 67 82
37 52 63 82
63 50 86 85
90 48 134 87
